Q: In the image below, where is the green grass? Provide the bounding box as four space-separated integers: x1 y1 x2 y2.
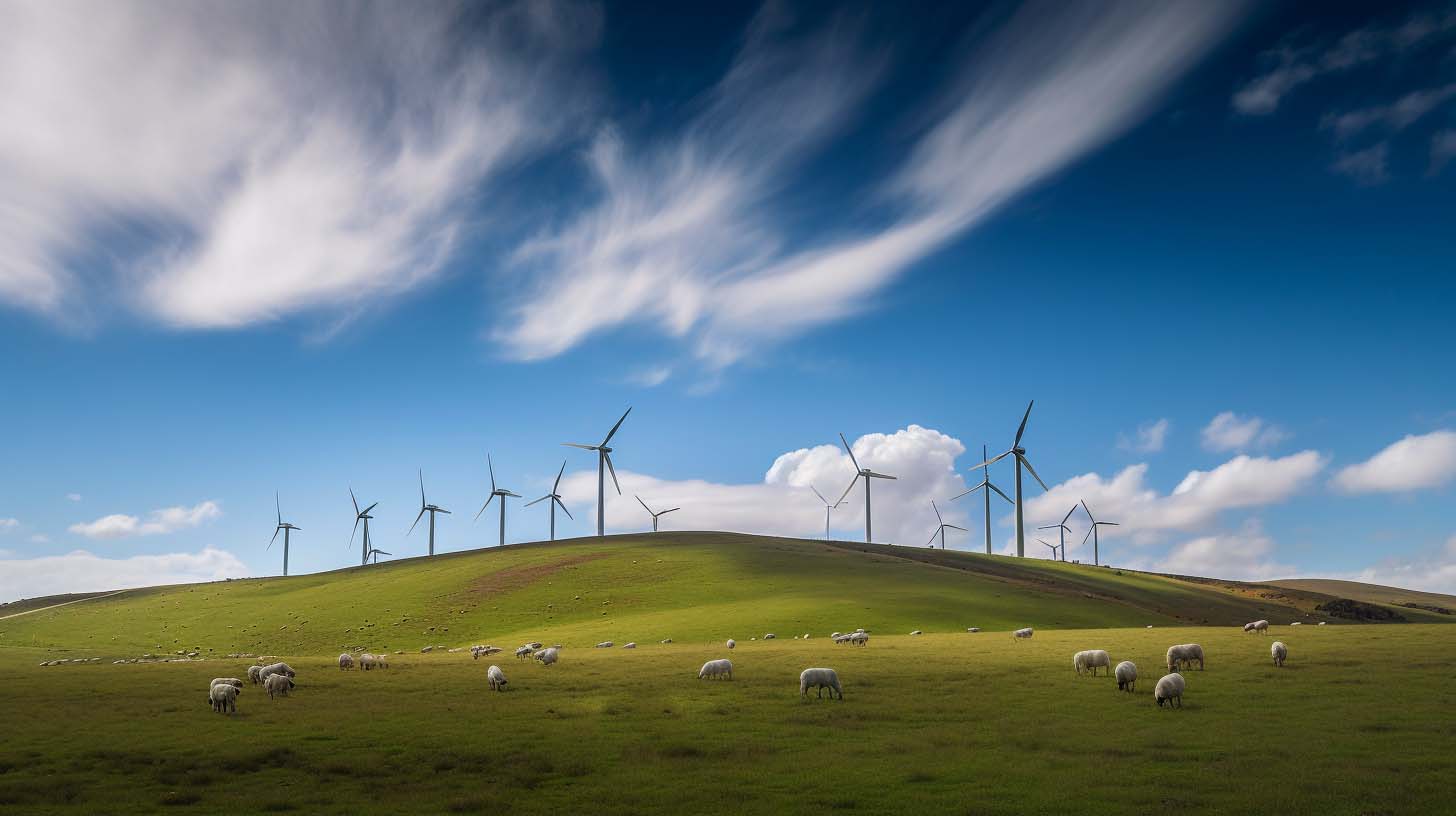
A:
1 534 1451 814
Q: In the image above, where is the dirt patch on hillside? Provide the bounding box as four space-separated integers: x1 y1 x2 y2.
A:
464 553 612 599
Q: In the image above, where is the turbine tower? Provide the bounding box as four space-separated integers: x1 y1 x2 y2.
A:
1037 504 1078 563
952 444 1013 554
348 488 378 567
408 470 450 556
366 548 391 565
563 407 631 536
926 500 967 549
1080 500 1120 566
1037 538 1061 561
836 432 897 544
475 455 521 547
636 496 680 532
972 401 1049 557
268 492 300 576
809 486 844 541
525 460 573 541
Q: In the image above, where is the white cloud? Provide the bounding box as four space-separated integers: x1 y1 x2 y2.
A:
1320 534 1456 596
1201 411 1288 452
624 365 672 388
1332 429 1456 493
558 425 971 546
496 0 1243 367
68 500 222 540
1156 520 1294 581
1321 83 1456 138
0 0 597 326
0 518 18 531
1431 130 1456 175
1331 143 1390 185
1118 418 1170 453
29 534 49 544
66 493 82 502
0 547 248 604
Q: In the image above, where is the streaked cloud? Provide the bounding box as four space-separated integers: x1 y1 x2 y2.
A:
0 547 247 604
65 493 82 502
1332 429 1456 494
1201 411 1288 452
0 518 18 531
1321 83 1456 138
68 500 222 540
1118 418 1170 454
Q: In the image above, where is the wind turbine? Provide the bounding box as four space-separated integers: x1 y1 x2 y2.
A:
1037 538 1061 561
408 470 450 556
268 492 300 576
836 432 897 544
366 548 391 565
809 486 844 541
1080 500 1120 566
636 496 680 532
953 443 1013 554
972 401 1049 557
475 455 521 547
563 407 631 536
926 500 967 549
1037 504 1078 563
348 488 378 567
525 460 573 541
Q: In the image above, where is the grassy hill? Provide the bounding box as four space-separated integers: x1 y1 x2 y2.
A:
1271 578 1456 619
0 532 1440 661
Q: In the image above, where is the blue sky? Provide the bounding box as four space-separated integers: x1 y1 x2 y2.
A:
2 0 1455 601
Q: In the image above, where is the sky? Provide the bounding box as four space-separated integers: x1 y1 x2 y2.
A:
2 0 1455 602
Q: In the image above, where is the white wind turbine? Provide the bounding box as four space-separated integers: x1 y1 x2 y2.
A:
953 443 1013 554
971 401 1049 557
809 486 844 541
636 496 680 532
1081 500 1120 566
926 500 967 549
836 432 897 544
1037 504 1078 563
525 460 573 541
563 407 631 536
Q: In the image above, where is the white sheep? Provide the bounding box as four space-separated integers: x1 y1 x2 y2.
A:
1165 644 1205 672
534 647 559 666
526 641 543 649
661 639 673 644
359 653 378 670
375 654 389 669
799 667 843 700
487 664 508 692
623 642 637 649
831 632 842 639
257 662 295 682
1290 621 1303 626
909 630 922 636
764 633 776 640
1318 621 1326 626
515 646 535 658
726 639 736 650
849 632 869 646
967 627 981 633
1074 650 1111 676
1013 627 1034 641
1115 661 1137 692
595 641 614 649
1252 619 1270 635
264 673 296 699
247 665 264 684
832 634 852 644
698 658 733 680
854 628 866 634
208 682 240 714
1242 622 1255 633
338 654 355 671
1154 672 1185 708
210 677 244 689
1271 641 1288 667
802 633 810 639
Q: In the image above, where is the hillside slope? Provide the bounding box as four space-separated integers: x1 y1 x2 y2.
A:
1271 578 1456 621
0 532 1435 658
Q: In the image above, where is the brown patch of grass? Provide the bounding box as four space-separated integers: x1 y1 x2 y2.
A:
464 553 612 599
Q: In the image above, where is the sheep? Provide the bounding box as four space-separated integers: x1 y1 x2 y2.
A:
359 653 378 670
764 633 776 640
210 677 244 689
1243 622 1255 633
661 639 673 644
1251 619 1270 635
1115 661 1137 692
264 673 296 699
209 682 240 714
854 628 866 634
534 647 559 666
375 654 389 670
1154 672 1185 708
257 662 295 682
831 632 842 639
1290 621 1303 626
247 665 264 684
526 642 543 650
595 641 614 649
1013 627 1034 641
909 630 922 636
832 634 853 644
338 653 355 671
698 659 733 680
1271 641 1288 667
487 664 508 692
1165 644 1205 672
623 642 637 649
849 632 869 646
1073 650 1111 676
515 646 536 658
799 667 843 700
802 633 810 639
967 627 981 633
1318 621 1326 626
726 639 736 650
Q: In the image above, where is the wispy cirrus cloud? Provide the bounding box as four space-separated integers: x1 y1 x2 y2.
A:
68 501 221 540
1321 83 1456 139
1201 411 1288 452
1118 418 1170 454
497 0 1245 368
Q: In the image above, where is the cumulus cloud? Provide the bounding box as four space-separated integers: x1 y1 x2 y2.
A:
0 547 248 604
558 425 971 546
1332 430 1456 493
1201 412 1288 452
496 0 1244 367
68 500 222 540
0 0 597 325
1118 418 1170 454
1156 520 1294 581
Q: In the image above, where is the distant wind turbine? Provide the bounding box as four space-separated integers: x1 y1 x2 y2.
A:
525 460 573 541
348 488 379 567
408 470 450 556
1037 504 1078 563
268 492 300 576
926 500 967 549
836 432 897 544
563 407 631 536
366 548 391 565
635 496 680 532
1080 500 1120 566
953 443 1013 554
809 486 844 541
475 455 521 547
1037 538 1061 561
971 401 1049 557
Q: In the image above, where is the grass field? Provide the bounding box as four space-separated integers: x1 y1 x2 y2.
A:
2 534 1452 814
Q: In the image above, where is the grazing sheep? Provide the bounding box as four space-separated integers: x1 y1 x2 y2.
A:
967 627 981 633
359 653 378 670
264 673 296 699
1013 627 1034 641
1074 650 1111 676
909 630 922 636
257 662 295 682
831 632 842 639
802 633 810 639
594 641 613 649
1252 620 1270 635
799 668 843 700
1115 661 1137 692
515 646 535 658
1290 621 1303 626
208 682 240 714
210 678 244 690
832 634 853 644
375 654 389 670
487 664 508 692
526 642 543 650
1271 641 1288 667
849 632 869 646
247 665 264 684
661 639 673 644
534 647 559 666
623 642 637 649
1318 621 1327 626
726 639 736 650
764 633 776 640
854 628 866 634
1154 673 1185 708
1165 644 1205 672
338 654 355 671
698 659 733 680
1243 622 1255 633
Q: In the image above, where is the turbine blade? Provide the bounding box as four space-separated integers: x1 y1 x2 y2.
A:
1083 526 1094 546
554 497 574 520
475 494 496 521
810 485 828 505
604 453 621 494
504 491 521 498
350 487 360 516
362 502 379 516
927 528 939 547
969 450 1012 470
526 495 550 507
419 469 426 510
1019 455 1048 491
662 507 680 515
488 454 496 493
601 406 632 446
553 459 567 493
838 433 861 472
268 526 279 549
349 516 360 550
1014 400 1034 447
866 471 897 480
946 524 967 531
836 476 858 506
408 507 425 536
1062 504 1078 526
275 491 282 526
988 482 1013 504
951 483 984 501
637 495 652 515
562 443 598 450
1100 521 1121 527
932 500 944 525
437 509 451 515
1081 498 1094 522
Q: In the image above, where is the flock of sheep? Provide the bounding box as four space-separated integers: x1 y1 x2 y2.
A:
204 617 1305 715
